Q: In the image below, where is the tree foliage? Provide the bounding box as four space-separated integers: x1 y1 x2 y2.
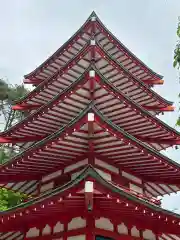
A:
174 19 180 69
0 188 27 210
0 79 30 210
174 18 180 126
0 79 29 125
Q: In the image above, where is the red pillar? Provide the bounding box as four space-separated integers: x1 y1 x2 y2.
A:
87 213 95 240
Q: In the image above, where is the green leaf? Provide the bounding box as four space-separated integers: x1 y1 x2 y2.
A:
173 59 178 68
0 187 27 210
176 118 180 126
177 25 180 38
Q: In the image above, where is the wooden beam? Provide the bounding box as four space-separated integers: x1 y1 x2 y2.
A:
23 79 42 84
143 105 174 112
144 79 164 85
12 104 42 110
0 135 45 143
134 136 180 145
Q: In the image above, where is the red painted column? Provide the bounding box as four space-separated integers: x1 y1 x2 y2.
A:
64 220 68 240
87 213 95 240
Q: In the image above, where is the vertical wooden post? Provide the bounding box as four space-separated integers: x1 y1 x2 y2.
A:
87 212 95 240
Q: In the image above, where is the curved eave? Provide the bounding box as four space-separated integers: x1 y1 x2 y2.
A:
24 12 94 80
95 13 163 79
1 68 91 138
95 67 180 143
14 43 90 105
15 39 172 109
0 166 175 214
95 106 180 171
1 105 180 184
96 42 172 106
3 68 180 152
1 166 180 234
20 43 173 108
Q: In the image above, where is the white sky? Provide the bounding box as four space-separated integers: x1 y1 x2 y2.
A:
0 0 180 212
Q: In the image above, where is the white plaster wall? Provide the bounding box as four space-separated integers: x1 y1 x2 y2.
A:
117 223 128 235
54 221 64 233
26 227 40 238
42 224 51 235
68 235 86 240
95 217 114 231
143 229 156 240
131 226 140 237
68 217 86 230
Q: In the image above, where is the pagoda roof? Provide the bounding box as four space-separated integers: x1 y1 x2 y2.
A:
16 13 172 111
1 104 180 197
1 166 180 235
2 68 180 151
24 12 163 84
0 180 39 197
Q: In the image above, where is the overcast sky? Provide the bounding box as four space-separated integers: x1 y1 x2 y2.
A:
0 0 180 211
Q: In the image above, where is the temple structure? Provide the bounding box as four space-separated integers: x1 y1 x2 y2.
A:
0 11 180 240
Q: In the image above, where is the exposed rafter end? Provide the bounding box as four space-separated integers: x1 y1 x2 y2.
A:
23 78 42 84
143 105 174 112
135 135 180 145
12 104 42 110
0 135 44 143
144 79 164 85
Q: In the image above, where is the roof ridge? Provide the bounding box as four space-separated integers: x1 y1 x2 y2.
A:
1 165 180 221
96 42 172 106
2 104 180 180
95 14 163 79
24 15 92 79
15 43 90 105
2 66 92 136
94 105 180 170
93 66 180 138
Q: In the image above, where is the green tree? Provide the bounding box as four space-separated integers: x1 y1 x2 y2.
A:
0 79 29 128
174 19 180 69
0 79 30 210
174 18 180 126
0 188 27 210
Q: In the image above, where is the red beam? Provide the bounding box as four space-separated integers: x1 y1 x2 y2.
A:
143 105 174 112
144 79 164 85
0 135 45 143
95 44 171 108
134 135 180 145
0 173 41 182
12 104 42 110
23 79 42 84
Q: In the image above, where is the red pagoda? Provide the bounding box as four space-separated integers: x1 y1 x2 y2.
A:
0 11 180 240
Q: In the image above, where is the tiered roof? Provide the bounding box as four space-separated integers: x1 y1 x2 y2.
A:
1 69 180 151
0 11 180 239
1 167 180 238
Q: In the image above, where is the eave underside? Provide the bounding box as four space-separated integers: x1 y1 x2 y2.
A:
1 106 180 198
2 68 180 152
1 167 180 236
24 12 162 84
17 21 172 110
